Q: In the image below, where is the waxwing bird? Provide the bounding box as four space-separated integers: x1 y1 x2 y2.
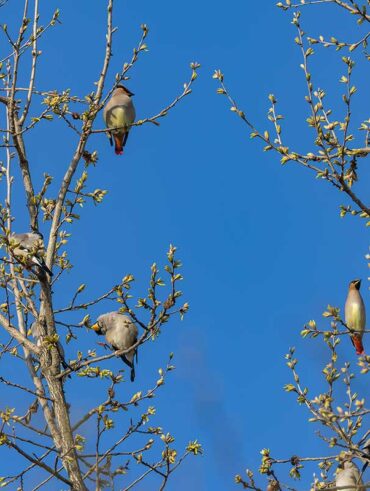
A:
103 85 135 155
10 232 53 277
91 312 138 381
335 460 363 490
345 279 366 355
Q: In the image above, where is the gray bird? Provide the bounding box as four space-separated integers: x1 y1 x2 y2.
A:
91 312 138 381
10 232 52 277
345 279 366 355
335 460 363 490
103 85 135 155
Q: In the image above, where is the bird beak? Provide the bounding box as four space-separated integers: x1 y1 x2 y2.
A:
354 279 362 288
91 323 100 332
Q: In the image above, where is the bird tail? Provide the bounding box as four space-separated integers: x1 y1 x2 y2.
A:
32 256 53 277
352 334 364 355
113 134 124 155
130 365 135 382
113 132 130 155
120 354 135 382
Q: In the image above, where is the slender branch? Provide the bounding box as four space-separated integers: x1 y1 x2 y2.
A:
0 313 39 354
0 376 53 401
56 329 150 379
54 286 116 314
46 0 114 270
7 440 72 487
19 0 39 125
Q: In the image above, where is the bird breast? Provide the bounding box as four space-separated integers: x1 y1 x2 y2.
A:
345 299 365 332
105 324 136 350
336 469 362 490
104 101 135 133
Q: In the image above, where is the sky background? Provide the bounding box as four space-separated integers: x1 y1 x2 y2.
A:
0 0 370 489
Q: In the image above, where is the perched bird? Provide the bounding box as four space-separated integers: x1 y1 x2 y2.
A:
9 232 53 277
91 312 138 381
103 85 135 155
345 279 366 355
335 460 363 491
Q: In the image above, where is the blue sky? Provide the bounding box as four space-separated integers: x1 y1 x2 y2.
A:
0 0 370 489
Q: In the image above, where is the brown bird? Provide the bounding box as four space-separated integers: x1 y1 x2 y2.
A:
345 279 366 355
103 85 136 155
